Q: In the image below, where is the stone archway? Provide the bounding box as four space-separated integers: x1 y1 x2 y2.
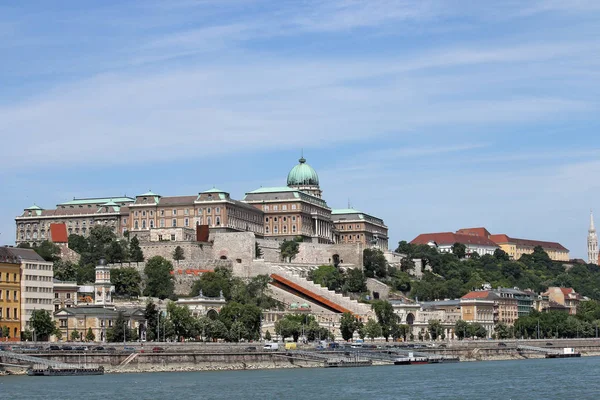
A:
207 309 218 320
406 313 415 325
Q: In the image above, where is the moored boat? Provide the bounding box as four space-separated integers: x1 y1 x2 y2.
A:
27 366 104 376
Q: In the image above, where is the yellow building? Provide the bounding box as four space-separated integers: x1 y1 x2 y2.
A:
0 248 22 341
489 234 570 261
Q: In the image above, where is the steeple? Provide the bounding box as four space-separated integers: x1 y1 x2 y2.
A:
588 210 598 265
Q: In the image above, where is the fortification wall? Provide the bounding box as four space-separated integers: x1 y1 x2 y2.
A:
140 241 213 263
256 239 364 267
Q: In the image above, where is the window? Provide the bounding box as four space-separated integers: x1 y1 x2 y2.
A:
283 205 287 210
173 209 177 216
292 225 296 233
134 211 138 217
292 216 296 221
66 293 71 299
356 224 360 229
283 226 287 233
274 217 278 222
171 234 176 241
184 218 189 227
264 205 269 211
197 209 202 215
274 226 278 233
197 217 203 225
216 207 220 214
283 217 287 222
149 220 155 228
216 217 221 226
172 219 177 227
54 293 59 299
274 205 278 211
207 208 212 214
142 220 146 229
265 226 270 234
265 217 269 222
160 219 165 227
142 211 146 217
160 210 165 216
134 221 139 229
184 209 189 215
207 217 212 226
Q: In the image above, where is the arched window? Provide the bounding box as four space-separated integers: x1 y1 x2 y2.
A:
216 217 221 226
134 221 139 229
142 220 146 229
149 220 154 228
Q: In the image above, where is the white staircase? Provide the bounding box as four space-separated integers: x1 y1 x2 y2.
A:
271 265 373 316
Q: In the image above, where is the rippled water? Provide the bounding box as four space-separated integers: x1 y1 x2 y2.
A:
2 357 599 400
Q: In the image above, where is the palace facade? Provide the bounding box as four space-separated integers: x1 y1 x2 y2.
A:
14 157 389 250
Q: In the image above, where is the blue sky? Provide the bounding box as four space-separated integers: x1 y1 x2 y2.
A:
1 0 599 258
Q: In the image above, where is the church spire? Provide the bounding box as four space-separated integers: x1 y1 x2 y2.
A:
588 210 598 264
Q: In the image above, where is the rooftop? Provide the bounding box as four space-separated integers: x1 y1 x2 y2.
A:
58 197 134 206
411 232 499 248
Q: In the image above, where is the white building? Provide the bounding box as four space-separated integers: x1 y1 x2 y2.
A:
5 247 54 329
410 232 499 256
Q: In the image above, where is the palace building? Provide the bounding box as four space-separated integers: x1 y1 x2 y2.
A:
14 156 389 250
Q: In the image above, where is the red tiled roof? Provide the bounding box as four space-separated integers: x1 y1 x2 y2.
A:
560 288 573 295
489 234 568 251
49 223 68 243
411 232 499 248
456 227 491 238
461 291 490 300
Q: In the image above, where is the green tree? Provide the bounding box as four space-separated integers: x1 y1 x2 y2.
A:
427 319 444 341
144 256 174 299
308 265 344 291
264 330 272 341
229 320 249 342
255 242 263 259
29 310 56 341
86 327 96 342
340 312 358 341
22 329 33 341
107 240 127 264
363 248 388 278
129 236 145 263
280 239 300 263
167 302 197 340
218 302 262 341
106 312 136 342
495 322 511 339
76 263 96 284
173 246 185 265
451 242 467 259
364 319 382 341
1 326 10 338
371 300 397 341
274 317 301 342
493 248 510 261
71 330 80 341
145 300 159 341
68 234 89 254
111 267 142 297
190 267 233 298
53 260 78 282
34 240 61 262
455 320 469 340
16 242 31 249
344 268 367 293
395 240 413 255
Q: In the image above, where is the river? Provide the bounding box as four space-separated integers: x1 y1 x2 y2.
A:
1 357 599 399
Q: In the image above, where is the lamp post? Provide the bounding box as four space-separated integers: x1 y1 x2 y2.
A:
124 321 127 345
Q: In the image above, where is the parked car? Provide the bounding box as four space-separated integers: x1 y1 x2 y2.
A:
92 346 105 352
47 345 61 351
546 342 554 346
61 345 73 351
438 344 447 348
73 346 89 352
105 347 117 352
498 342 507 347
123 346 136 353
244 346 257 352
152 346 165 353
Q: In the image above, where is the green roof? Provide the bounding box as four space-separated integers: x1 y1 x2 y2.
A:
59 197 134 206
202 187 227 194
331 208 363 215
246 186 298 194
139 190 159 197
287 157 319 186
25 204 43 210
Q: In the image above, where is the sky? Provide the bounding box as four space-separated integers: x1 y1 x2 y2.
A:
1 0 599 259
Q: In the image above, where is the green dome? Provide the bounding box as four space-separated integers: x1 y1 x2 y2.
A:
287 157 319 186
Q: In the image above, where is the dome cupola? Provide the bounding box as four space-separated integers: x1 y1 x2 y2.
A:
286 156 322 198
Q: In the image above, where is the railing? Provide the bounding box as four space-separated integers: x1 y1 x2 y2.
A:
0 350 81 368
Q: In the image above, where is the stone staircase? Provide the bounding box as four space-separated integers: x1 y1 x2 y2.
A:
271 265 373 316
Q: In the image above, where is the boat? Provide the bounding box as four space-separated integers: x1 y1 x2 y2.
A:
27 366 104 376
427 357 460 364
545 353 581 359
394 356 429 365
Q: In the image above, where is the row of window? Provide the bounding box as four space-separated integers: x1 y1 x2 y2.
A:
23 275 53 282
0 290 19 301
265 225 297 234
134 207 226 218
265 216 297 223
25 287 53 293
24 298 53 304
55 293 73 299
24 264 52 271
0 308 18 319
0 273 19 283
134 215 225 230
339 224 361 230
263 204 298 211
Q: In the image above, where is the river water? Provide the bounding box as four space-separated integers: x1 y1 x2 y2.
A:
2 357 599 400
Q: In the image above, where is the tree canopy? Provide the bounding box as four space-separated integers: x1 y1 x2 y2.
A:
144 256 175 299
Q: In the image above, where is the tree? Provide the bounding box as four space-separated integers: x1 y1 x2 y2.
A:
29 310 56 341
280 239 300 263
264 330 272 341
173 246 185 265
255 242 263 259
145 300 159 341
451 243 467 259
364 319 382 342
1 326 10 338
494 248 510 261
68 234 88 254
190 267 233 298
129 236 145 263
106 312 136 342
495 322 511 339
167 302 197 340
363 248 388 278
34 240 61 262
22 329 33 341
344 268 367 293
455 320 469 340
16 242 31 249
471 322 488 339
144 256 174 299
395 240 413 255
111 267 142 297
371 300 397 341
340 312 358 341
218 302 263 341
71 330 80 341
274 317 301 342
428 320 444 341
308 265 344 291
229 320 248 342
53 260 78 282
86 327 96 342
107 240 127 264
